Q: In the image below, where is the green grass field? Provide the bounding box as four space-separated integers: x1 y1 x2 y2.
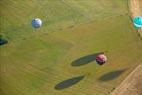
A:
0 0 142 95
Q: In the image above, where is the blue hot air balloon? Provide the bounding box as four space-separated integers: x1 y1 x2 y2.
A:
32 18 42 28
133 16 142 29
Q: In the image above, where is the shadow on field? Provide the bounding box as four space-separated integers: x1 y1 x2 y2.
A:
0 39 8 46
71 52 104 67
55 75 85 90
99 69 127 81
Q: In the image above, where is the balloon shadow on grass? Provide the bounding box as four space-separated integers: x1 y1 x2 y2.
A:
0 39 8 46
71 52 104 67
99 69 127 81
55 75 85 90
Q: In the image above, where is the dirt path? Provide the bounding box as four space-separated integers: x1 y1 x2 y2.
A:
130 0 142 35
130 0 142 17
111 63 142 95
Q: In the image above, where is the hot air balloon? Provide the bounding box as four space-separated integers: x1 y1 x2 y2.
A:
32 18 42 28
95 54 107 65
133 16 142 29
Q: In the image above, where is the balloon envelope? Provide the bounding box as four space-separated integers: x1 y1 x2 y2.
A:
133 16 142 28
96 54 107 65
32 18 42 28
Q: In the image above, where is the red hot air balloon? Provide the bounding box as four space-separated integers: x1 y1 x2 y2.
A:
96 54 107 65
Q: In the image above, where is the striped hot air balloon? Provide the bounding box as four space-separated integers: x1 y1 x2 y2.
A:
133 16 142 29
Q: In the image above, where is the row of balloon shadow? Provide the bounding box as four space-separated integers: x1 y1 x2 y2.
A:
55 52 126 90
0 40 126 90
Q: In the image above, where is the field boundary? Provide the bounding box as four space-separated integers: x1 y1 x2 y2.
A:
111 63 142 95
129 0 142 36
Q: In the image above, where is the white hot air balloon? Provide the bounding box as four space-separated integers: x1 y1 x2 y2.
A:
32 18 42 28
